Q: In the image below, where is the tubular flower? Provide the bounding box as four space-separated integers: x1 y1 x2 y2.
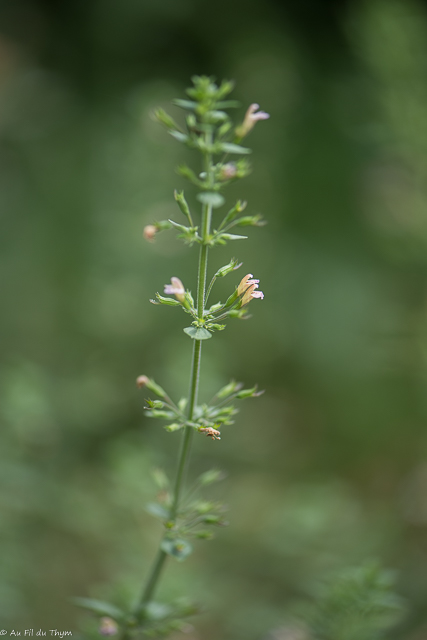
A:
164 277 185 303
237 273 264 305
235 103 270 139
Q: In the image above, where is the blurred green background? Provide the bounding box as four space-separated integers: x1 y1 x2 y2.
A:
2 0 427 637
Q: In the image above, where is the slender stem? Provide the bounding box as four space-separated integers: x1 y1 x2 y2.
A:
205 275 217 308
137 547 168 611
170 338 202 518
132 142 213 625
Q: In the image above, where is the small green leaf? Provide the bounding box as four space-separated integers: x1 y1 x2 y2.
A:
183 327 212 340
178 397 187 411
144 602 173 621
207 323 226 331
154 109 181 131
145 409 174 419
145 399 164 409
151 468 169 489
199 469 225 485
164 423 184 432
207 110 228 122
173 99 197 110
195 530 215 539
169 131 189 143
216 379 243 398
221 142 251 154
235 386 264 399
72 597 124 620
168 219 191 233
146 502 170 520
161 538 193 561
197 192 225 209
220 233 248 241
155 293 182 306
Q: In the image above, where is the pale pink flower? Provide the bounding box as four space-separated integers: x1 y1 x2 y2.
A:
237 273 264 305
236 103 270 138
164 276 185 302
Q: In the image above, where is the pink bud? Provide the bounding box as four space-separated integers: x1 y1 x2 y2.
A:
99 617 118 637
143 225 157 242
136 375 149 388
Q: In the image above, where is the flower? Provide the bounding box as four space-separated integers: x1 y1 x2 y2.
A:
99 617 118 637
237 273 264 305
164 277 185 303
199 426 221 440
143 224 157 242
235 103 270 139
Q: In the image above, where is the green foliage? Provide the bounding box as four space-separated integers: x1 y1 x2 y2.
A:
302 564 405 640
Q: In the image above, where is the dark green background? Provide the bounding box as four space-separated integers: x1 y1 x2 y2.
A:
2 0 427 637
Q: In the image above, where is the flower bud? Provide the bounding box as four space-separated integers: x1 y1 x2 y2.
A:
136 376 166 398
215 258 242 278
143 224 157 242
99 617 118 637
219 163 237 180
136 375 149 388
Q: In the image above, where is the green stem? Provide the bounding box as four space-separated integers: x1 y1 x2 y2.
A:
132 144 213 625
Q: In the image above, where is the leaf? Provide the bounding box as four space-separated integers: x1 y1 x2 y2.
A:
161 538 193 561
183 327 212 340
146 502 170 520
168 219 191 232
164 423 184 432
144 602 173 621
221 142 252 154
196 192 225 209
155 293 181 306
199 469 226 485
151 468 169 489
72 597 124 620
207 110 228 122
219 233 248 241
169 131 189 143
172 99 197 110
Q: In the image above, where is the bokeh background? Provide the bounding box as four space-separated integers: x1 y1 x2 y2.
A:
2 0 427 637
